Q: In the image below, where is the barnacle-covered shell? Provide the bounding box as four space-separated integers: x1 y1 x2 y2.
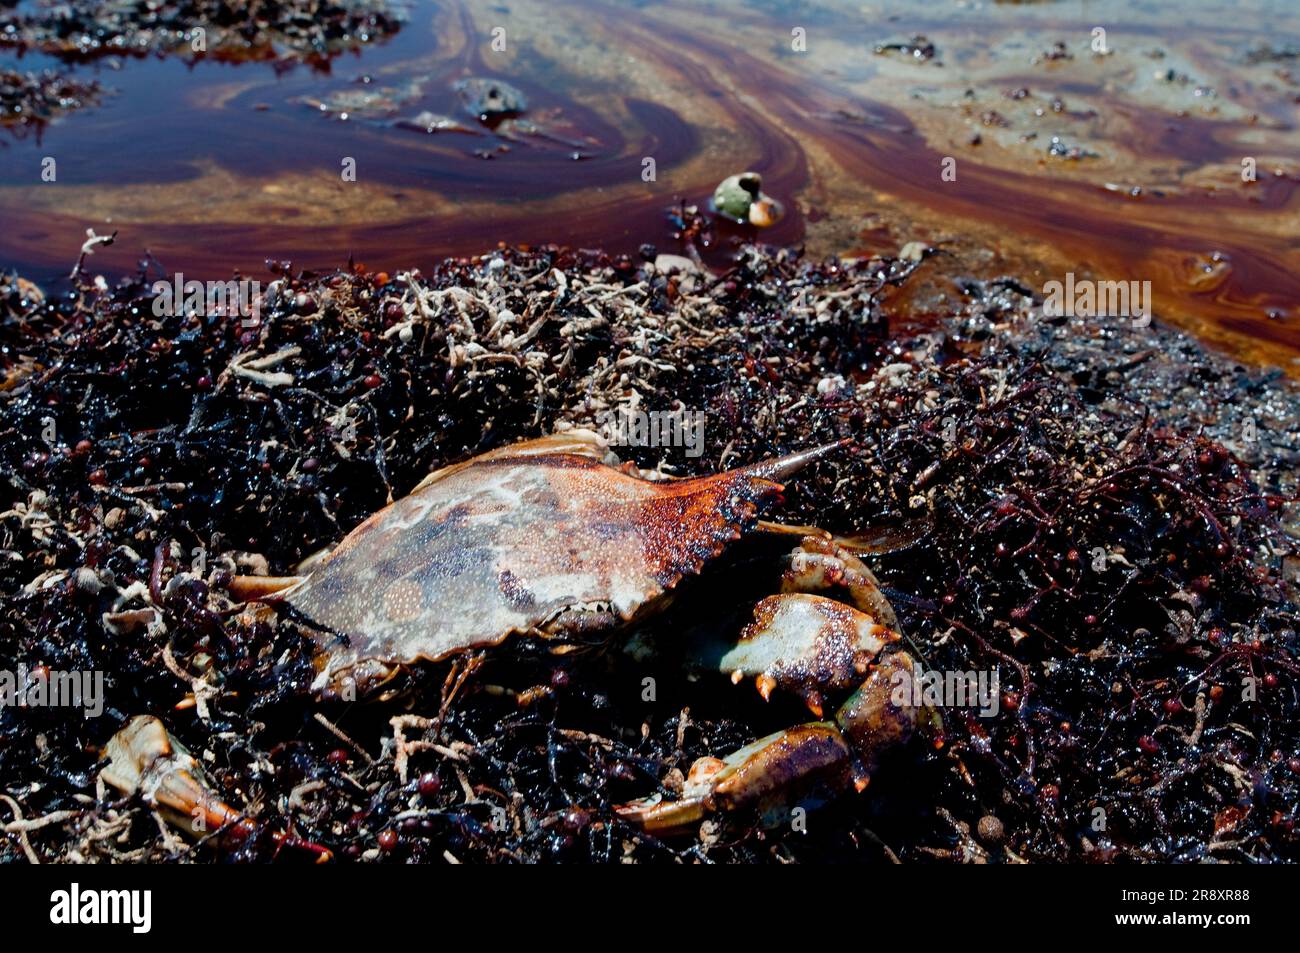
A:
284 432 842 688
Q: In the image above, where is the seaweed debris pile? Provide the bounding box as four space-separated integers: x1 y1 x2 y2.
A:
0 240 1296 863
0 0 402 66
0 67 100 132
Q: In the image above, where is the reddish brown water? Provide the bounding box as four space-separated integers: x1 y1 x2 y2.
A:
1 0 1298 369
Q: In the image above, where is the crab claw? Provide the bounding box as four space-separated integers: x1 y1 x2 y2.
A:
616 724 857 836
620 593 919 836
103 715 256 843
614 757 723 836
618 670 919 837
718 593 898 715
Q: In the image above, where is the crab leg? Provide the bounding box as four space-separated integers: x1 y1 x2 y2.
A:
227 574 304 601
754 520 832 540
782 534 900 631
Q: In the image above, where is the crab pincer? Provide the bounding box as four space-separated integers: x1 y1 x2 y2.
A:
102 716 333 861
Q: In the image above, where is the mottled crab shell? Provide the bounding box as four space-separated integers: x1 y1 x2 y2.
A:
284 431 843 688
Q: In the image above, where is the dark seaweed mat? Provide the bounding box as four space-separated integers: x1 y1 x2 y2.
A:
0 68 100 133
0 244 1296 863
0 0 402 68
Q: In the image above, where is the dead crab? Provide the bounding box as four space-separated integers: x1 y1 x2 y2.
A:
105 431 921 843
